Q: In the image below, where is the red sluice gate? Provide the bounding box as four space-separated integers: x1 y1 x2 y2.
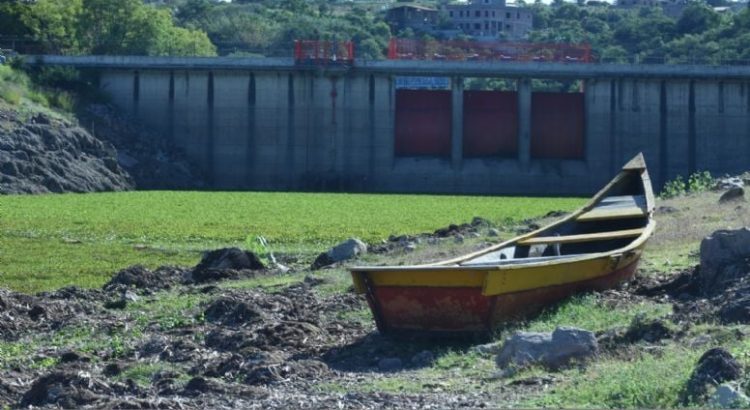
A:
394 89 452 157
463 90 519 157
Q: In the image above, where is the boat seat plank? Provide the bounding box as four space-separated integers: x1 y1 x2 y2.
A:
461 254 580 267
517 228 645 245
577 195 647 222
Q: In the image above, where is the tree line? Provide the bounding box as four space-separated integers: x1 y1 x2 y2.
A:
0 0 216 56
1 0 749 64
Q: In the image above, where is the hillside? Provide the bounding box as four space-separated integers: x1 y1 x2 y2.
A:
0 65 132 194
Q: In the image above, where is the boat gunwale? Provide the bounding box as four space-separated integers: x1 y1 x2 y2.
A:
351 153 655 273
351 220 654 272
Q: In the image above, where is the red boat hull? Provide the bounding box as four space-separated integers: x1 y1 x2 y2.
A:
365 259 639 335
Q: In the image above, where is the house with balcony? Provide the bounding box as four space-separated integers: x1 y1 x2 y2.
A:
443 0 533 40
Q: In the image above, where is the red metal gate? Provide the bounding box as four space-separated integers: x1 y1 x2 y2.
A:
531 93 585 159
463 91 518 157
394 90 452 157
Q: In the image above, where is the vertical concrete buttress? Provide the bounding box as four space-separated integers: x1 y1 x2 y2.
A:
451 76 463 170
688 80 697 174
659 81 668 188
168 71 175 146
517 78 531 166
206 71 215 186
368 75 376 183
286 74 296 189
246 73 256 187
609 80 617 175
132 70 140 116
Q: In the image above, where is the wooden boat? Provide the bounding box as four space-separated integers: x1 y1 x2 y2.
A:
350 153 655 335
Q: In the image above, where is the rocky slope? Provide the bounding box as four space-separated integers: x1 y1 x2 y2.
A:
0 108 133 194
0 101 206 195
79 104 205 190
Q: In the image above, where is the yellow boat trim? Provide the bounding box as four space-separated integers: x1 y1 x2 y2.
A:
351 247 642 296
576 206 647 222
518 228 645 245
482 250 639 295
357 269 486 288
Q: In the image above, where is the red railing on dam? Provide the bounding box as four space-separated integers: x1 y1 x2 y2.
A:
387 38 593 63
293 40 355 66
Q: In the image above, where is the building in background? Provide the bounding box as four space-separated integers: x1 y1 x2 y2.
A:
443 0 533 40
385 4 441 34
384 0 533 40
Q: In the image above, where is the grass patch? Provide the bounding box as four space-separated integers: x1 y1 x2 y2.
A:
522 294 672 334
526 346 699 408
0 65 74 112
219 273 304 291
126 291 208 332
644 193 750 276
0 191 582 293
118 362 188 387
319 349 496 395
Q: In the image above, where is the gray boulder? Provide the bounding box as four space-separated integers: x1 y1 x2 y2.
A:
719 187 745 204
684 348 743 403
311 238 367 269
699 228 750 295
715 177 744 191
328 238 367 262
496 327 598 370
711 383 750 409
471 341 505 355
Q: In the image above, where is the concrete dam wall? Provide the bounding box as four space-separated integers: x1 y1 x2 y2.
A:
70 57 750 195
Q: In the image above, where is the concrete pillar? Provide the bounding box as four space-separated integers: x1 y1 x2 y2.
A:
451 76 463 170
246 73 256 187
517 78 532 165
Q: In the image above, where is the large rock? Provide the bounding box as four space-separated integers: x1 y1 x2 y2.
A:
711 383 750 409
495 327 598 370
311 238 367 270
719 187 745 204
684 348 743 403
80 104 205 190
699 229 750 295
0 111 133 194
718 293 750 324
715 177 744 191
191 248 265 283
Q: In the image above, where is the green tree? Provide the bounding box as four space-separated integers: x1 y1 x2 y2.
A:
676 2 720 35
0 1 33 37
77 0 215 56
22 0 82 53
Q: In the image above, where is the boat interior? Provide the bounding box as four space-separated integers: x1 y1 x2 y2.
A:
460 169 652 267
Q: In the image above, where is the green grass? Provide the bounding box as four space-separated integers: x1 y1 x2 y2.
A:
525 346 700 408
0 191 582 293
118 362 189 387
522 294 672 334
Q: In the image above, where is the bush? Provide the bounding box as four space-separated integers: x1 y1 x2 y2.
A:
660 171 713 199
48 90 75 111
660 175 687 199
688 170 713 193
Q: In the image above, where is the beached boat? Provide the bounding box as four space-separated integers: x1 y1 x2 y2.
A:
350 153 655 335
